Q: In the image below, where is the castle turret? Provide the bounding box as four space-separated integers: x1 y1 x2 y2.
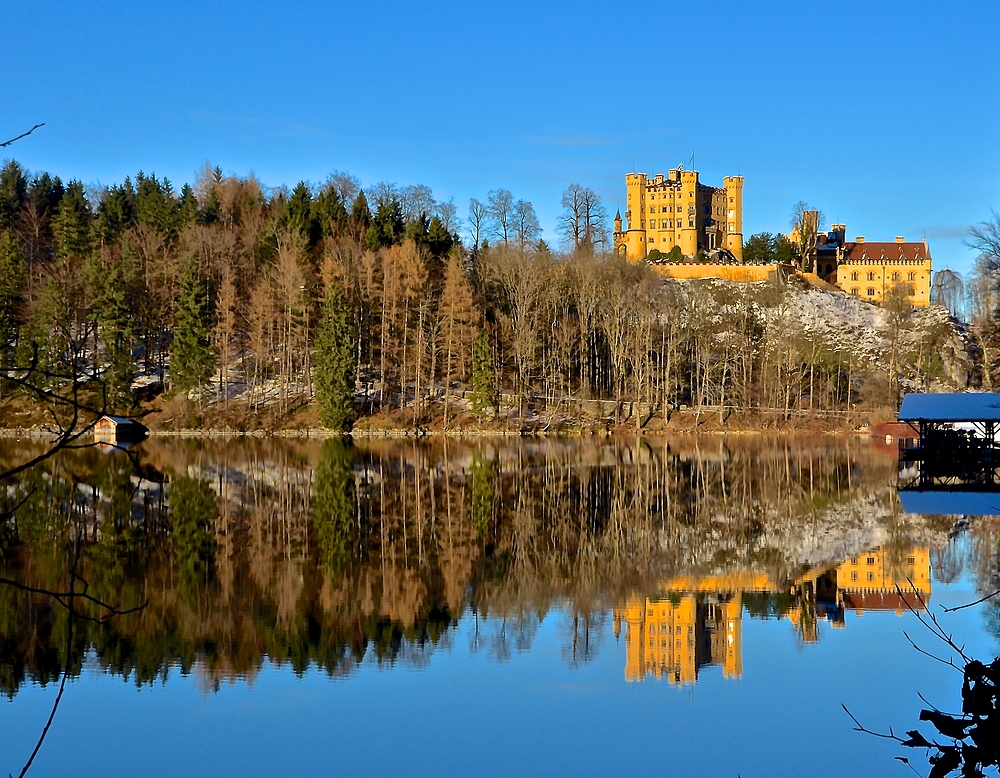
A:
614 209 622 234
723 176 744 262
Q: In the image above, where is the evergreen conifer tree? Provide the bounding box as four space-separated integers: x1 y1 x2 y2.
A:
170 261 214 397
0 229 26 367
314 283 357 430
469 329 497 418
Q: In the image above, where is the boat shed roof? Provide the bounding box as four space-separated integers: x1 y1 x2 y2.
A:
899 489 1000 516
898 393 1000 423
98 415 140 426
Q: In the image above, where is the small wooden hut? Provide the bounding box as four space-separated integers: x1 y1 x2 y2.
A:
94 415 148 444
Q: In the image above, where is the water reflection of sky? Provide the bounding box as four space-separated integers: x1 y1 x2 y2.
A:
6 545 997 778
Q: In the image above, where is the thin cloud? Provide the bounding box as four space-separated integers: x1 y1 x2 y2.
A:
922 224 973 240
527 135 618 147
192 110 324 138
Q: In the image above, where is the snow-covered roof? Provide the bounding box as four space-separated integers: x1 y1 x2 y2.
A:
899 489 1000 517
897 393 1000 422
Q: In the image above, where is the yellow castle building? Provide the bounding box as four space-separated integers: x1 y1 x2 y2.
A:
794 214 932 307
613 167 744 262
614 546 930 684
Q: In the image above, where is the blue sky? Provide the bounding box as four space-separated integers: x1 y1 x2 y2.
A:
4 0 998 274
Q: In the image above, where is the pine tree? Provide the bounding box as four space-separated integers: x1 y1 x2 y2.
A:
91 257 137 411
0 229 26 367
314 283 357 430
469 329 496 419
52 180 91 259
171 261 214 397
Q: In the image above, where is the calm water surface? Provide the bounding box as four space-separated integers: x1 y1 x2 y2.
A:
0 436 997 777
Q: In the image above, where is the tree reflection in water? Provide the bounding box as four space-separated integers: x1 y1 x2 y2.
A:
0 435 969 715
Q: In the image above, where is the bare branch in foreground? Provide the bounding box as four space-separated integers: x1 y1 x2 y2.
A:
0 123 45 148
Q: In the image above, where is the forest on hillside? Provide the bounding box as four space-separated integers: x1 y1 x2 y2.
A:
0 161 980 431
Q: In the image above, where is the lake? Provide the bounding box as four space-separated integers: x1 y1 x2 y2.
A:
1 435 996 777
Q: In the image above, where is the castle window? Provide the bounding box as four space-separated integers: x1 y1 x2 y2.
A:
688 220 694 227
867 271 875 281
867 572 875 582
867 288 876 296
851 288 859 296
891 272 900 281
908 272 915 281
851 272 859 281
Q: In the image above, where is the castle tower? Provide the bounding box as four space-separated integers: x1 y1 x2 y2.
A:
722 594 743 679
723 176 744 261
613 209 622 234
622 173 648 261
679 170 700 257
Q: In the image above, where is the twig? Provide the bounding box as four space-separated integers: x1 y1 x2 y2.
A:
942 589 1000 613
842 704 906 742
0 123 44 148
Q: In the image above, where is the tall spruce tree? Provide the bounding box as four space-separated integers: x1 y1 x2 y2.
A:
469 329 497 418
314 283 357 430
0 229 26 367
170 261 214 397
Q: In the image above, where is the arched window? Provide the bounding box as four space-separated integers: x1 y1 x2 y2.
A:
867 271 875 281
851 271 859 281
851 288 859 296
891 272 900 281
908 272 916 281
867 287 876 296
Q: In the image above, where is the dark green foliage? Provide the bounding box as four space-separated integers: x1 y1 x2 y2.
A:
313 186 349 239
176 183 199 227
52 180 91 259
314 284 357 430
364 198 404 250
169 473 217 586
743 232 797 265
88 250 139 411
645 248 666 262
427 215 454 258
350 191 371 235
135 172 178 239
0 229 26 365
0 160 27 230
311 438 357 578
469 452 496 537
469 329 496 418
667 245 683 261
285 181 320 247
94 180 137 245
170 261 214 396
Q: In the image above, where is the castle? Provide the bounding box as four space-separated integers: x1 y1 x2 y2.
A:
613 167 744 261
612 168 932 307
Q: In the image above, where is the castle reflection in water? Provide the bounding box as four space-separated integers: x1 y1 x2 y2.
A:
614 546 930 685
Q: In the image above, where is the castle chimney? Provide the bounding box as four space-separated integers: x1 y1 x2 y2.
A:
856 236 865 243
895 236 905 243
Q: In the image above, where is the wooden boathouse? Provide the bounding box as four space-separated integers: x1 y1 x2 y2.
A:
898 393 1000 488
94 415 149 444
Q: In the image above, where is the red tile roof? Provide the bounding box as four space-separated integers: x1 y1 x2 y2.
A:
843 241 928 261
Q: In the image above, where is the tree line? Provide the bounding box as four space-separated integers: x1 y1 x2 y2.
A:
0 159 962 430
